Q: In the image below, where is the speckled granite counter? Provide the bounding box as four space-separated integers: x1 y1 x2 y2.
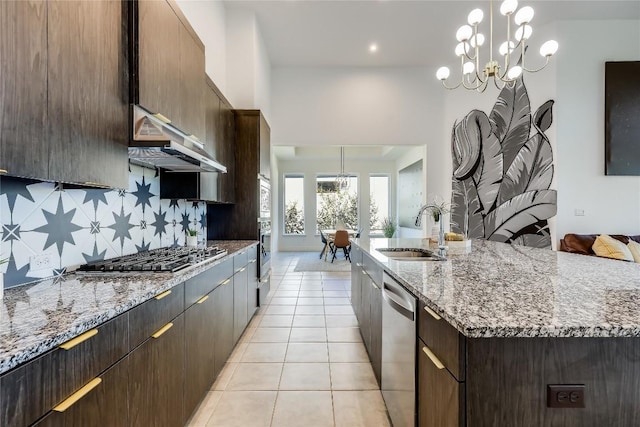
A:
0 240 257 375
354 237 640 339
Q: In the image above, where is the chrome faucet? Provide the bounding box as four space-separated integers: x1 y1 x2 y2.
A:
415 204 446 257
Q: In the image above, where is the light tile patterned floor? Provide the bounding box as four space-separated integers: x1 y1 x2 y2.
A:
186 252 391 427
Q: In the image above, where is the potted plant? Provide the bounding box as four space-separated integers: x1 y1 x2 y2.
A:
186 229 198 247
381 217 396 238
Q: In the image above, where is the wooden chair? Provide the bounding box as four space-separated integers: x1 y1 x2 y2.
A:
331 230 351 263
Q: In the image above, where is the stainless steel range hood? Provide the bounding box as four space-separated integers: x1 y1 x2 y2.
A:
129 105 227 173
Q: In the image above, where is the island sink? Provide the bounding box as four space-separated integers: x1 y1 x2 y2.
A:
375 248 445 261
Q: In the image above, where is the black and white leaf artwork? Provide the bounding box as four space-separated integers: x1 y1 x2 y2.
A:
451 78 557 249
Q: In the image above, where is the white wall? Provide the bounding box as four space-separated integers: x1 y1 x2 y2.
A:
271 67 443 147
176 0 227 92
276 157 397 252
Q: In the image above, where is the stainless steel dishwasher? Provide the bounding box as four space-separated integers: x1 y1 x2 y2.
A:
381 272 417 427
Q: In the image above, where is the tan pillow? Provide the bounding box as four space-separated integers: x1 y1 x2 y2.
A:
627 240 640 263
592 234 634 261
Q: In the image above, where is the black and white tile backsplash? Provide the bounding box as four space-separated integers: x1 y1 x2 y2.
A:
0 164 206 288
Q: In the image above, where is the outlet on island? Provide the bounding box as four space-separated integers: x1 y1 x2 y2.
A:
547 384 585 408
30 253 55 271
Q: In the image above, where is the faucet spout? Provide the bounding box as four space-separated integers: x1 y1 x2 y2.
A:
414 204 431 227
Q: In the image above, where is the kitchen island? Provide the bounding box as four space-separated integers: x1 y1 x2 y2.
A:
352 237 640 427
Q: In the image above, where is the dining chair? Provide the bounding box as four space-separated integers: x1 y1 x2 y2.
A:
319 230 333 260
331 230 351 263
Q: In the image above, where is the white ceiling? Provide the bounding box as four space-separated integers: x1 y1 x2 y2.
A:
273 145 416 161
225 0 640 67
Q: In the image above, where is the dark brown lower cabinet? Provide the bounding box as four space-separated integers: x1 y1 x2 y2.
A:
247 258 259 319
418 337 465 427
359 273 371 350
369 282 382 386
184 291 216 420
213 277 235 377
233 266 249 344
130 314 185 427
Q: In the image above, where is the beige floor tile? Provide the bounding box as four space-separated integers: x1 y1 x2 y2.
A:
330 363 378 390
206 391 277 427
285 342 329 362
238 328 257 344
211 363 239 390
299 283 324 290
327 327 362 343
226 363 283 391
259 315 294 328
271 391 334 427
323 290 349 298
324 297 351 305
289 328 327 343
297 297 324 306
250 328 291 343
292 315 326 328
279 363 331 390
227 343 249 362
186 391 223 426
324 305 355 316
273 290 299 298
333 390 391 427
328 342 370 362
295 305 325 315
264 305 296 315
298 290 324 297
241 343 288 363
270 297 298 306
326 315 358 328
277 284 301 291
323 283 348 291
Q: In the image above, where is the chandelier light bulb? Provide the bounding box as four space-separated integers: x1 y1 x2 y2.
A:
539 40 559 57
463 62 476 75
514 6 534 25
515 24 533 41
456 25 473 42
470 33 485 48
455 42 470 57
499 41 515 56
467 8 484 25
500 0 518 16
507 66 523 80
436 66 451 80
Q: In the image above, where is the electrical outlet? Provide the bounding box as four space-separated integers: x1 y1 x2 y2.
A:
547 384 585 408
574 209 585 216
30 253 55 271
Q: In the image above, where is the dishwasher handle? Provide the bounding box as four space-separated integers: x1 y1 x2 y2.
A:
382 285 415 321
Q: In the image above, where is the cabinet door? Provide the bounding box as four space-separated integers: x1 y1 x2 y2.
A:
369 280 383 386
360 273 371 352
130 314 185 427
178 25 205 138
351 247 362 323
247 256 259 319
233 266 249 344
218 99 236 203
201 82 222 201
418 338 464 427
184 291 216 420
47 0 128 188
213 276 234 378
259 114 271 180
0 0 48 179
137 0 180 121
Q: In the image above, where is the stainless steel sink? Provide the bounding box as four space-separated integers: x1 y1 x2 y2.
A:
375 248 445 261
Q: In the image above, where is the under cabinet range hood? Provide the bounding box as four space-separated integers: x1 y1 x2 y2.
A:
129 105 227 173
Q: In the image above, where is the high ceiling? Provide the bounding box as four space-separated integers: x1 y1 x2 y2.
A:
225 0 640 68
273 145 417 161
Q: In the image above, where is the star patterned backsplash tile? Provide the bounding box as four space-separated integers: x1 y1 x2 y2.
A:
0 164 207 289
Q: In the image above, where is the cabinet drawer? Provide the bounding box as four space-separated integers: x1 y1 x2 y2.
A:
233 250 249 271
363 253 383 286
129 282 184 350
1 353 52 427
248 246 257 263
418 338 465 427
418 300 466 381
51 314 128 406
185 258 233 307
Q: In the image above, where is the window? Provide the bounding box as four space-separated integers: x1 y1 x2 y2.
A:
369 175 390 234
316 175 359 233
284 174 305 235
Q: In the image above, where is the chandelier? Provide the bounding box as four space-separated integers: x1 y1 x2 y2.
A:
335 147 349 191
436 0 558 92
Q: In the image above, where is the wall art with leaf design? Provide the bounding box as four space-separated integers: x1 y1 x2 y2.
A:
450 78 557 248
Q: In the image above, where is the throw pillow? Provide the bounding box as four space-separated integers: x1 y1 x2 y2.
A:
627 240 640 263
592 234 634 261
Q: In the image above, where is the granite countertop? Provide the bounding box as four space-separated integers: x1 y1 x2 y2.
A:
354 237 640 339
0 240 257 375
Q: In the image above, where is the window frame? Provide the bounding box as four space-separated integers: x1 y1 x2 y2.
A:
368 173 391 237
282 173 306 236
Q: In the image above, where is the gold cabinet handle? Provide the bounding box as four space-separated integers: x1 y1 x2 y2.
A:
196 295 209 304
153 112 171 123
422 346 445 370
155 290 172 300
0 169 8 174
221 278 231 286
152 322 173 339
59 329 98 350
249 259 257 263
239 267 246 272
424 306 441 320
53 378 102 412
371 281 380 290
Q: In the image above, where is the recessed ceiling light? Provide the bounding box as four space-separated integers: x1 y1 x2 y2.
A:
369 43 378 53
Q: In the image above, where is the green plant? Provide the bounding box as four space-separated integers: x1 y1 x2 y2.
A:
422 197 452 222
381 217 396 238
284 201 305 234
186 229 197 237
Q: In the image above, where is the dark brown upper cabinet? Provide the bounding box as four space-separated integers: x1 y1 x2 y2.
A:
47 0 129 188
134 0 205 140
0 0 48 179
